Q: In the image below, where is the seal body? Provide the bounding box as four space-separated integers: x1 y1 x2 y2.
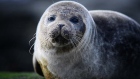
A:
33 1 140 79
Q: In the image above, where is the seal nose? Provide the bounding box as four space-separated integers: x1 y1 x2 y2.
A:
58 24 65 30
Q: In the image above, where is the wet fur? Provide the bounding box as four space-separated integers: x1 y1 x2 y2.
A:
33 1 140 79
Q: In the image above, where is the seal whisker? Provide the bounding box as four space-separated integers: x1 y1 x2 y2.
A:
71 38 79 47
29 36 36 45
70 39 76 47
75 34 83 40
74 35 82 41
73 37 81 44
76 34 83 38
76 31 84 36
71 38 77 47
45 37 50 41
29 43 35 55
29 33 36 45
72 37 84 51
72 39 77 47
29 33 36 55
33 33 36 37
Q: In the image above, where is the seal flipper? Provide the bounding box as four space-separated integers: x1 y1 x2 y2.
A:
33 54 44 77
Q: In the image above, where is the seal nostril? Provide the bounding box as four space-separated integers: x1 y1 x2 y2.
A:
58 24 65 30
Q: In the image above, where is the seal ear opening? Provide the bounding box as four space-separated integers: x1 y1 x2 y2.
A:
33 54 44 77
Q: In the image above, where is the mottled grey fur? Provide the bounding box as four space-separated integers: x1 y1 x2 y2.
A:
33 1 140 79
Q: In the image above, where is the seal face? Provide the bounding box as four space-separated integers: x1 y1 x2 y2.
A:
46 10 85 47
33 1 140 79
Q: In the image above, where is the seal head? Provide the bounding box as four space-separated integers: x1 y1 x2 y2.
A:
36 1 95 52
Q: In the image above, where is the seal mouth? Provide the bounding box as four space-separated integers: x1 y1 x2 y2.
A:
51 35 69 46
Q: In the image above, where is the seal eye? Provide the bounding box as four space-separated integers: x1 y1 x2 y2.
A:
48 15 56 22
70 16 79 24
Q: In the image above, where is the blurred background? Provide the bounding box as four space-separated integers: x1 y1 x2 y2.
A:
0 0 140 72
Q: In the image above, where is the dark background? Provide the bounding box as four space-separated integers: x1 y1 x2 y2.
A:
0 0 140 72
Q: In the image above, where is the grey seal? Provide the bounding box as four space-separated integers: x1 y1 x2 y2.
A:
33 1 140 79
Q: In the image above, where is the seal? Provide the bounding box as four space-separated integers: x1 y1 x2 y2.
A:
33 1 140 79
